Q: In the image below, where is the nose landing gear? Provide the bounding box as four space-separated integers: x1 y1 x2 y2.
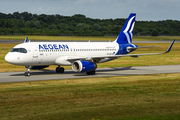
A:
24 67 31 76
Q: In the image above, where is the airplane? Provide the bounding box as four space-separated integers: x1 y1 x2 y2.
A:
5 13 175 76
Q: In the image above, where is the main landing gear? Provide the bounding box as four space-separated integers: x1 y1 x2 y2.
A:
86 70 96 75
56 65 65 73
24 67 31 76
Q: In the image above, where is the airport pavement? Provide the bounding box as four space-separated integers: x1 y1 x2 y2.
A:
0 65 180 83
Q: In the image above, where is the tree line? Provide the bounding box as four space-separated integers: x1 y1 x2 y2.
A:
0 12 180 36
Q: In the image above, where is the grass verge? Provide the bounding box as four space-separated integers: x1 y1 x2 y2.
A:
0 73 180 120
0 35 180 41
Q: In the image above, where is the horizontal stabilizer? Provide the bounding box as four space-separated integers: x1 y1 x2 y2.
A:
127 46 159 51
125 40 175 57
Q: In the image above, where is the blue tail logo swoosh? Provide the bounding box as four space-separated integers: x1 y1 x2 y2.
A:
116 13 136 44
123 16 135 44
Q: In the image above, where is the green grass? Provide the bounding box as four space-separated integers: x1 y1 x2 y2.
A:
0 35 116 41
1 36 180 119
0 73 180 120
133 36 180 40
0 35 180 41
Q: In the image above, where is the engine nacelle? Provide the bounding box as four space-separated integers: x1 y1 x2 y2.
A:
72 60 97 72
26 65 49 70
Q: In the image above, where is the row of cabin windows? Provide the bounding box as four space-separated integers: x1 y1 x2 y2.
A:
39 49 116 52
75 49 116 51
39 49 69 52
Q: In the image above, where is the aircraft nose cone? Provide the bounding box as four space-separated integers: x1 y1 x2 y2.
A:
5 53 13 63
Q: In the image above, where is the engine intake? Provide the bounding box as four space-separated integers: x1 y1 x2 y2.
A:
72 60 97 72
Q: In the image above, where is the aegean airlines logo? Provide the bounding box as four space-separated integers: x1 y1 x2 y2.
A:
39 44 69 50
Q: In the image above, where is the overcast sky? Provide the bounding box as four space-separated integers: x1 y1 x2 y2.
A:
0 0 180 21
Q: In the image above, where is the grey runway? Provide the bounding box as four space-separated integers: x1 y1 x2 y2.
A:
0 65 180 83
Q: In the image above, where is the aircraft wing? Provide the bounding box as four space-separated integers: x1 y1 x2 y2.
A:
67 40 175 61
67 56 87 61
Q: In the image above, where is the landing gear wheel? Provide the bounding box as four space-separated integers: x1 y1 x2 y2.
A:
60 67 64 73
56 67 65 73
24 72 31 76
24 66 31 76
86 70 96 75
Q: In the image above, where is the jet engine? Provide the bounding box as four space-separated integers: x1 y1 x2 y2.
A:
72 60 97 72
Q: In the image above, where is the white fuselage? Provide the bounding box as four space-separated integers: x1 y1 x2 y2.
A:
5 41 120 66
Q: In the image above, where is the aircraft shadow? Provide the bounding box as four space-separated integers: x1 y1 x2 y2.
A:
10 70 75 76
97 66 133 72
10 66 134 76
73 67 134 76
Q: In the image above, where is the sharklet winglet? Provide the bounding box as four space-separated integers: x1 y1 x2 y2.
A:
164 40 175 53
24 37 28 43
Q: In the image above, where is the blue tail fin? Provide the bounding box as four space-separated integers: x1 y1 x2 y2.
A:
115 13 136 44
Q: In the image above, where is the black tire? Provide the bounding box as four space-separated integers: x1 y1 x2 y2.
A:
91 70 96 75
24 72 30 76
59 67 64 73
86 71 91 75
56 67 64 73
86 70 96 75
56 67 60 73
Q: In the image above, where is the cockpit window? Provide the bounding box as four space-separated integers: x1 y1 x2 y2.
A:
10 48 27 53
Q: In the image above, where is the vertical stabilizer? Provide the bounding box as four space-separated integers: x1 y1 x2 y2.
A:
115 13 136 44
